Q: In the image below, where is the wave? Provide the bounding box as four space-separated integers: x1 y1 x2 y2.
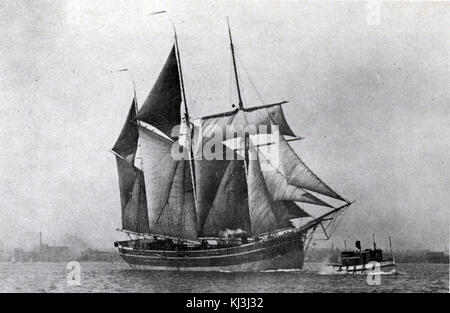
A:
261 269 303 273
318 265 402 275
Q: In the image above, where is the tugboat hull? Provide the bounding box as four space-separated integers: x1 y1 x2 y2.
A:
329 260 396 274
118 232 304 271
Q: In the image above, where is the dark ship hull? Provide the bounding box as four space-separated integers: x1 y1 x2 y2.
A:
116 229 304 271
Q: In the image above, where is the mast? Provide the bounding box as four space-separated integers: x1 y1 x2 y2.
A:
227 18 249 175
227 17 243 110
173 26 199 212
389 236 394 259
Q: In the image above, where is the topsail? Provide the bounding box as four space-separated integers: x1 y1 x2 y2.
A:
136 46 182 138
112 96 139 161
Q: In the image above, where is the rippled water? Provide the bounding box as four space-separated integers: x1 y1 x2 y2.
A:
0 262 448 293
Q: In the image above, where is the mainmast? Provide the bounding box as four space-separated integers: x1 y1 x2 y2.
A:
173 26 199 211
227 17 243 110
227 18 249 174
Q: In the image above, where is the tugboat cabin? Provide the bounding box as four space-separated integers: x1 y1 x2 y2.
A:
340 248 383 266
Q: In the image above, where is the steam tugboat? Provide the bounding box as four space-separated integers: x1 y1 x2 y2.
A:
328 236 396 274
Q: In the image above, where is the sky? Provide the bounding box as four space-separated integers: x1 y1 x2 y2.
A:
0 0 449 251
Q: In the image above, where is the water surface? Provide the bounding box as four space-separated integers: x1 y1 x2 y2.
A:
0 262 447 293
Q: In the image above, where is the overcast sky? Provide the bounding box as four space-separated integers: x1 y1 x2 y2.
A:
1 0 448 251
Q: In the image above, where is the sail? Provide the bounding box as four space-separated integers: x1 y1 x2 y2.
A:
279 136 345 201
192 104 293 232
122 170 150 234
136 46 181 138
247 153 279 235
194 159 230 235
257 151 332 207
138 126 178 228
112 96 138 160
115 156 150 233
115 156 139 210
202 160 252 237
238 102 295 137
151 161 197 239
139 124 197 239
197 102 295 157
272 201 310 221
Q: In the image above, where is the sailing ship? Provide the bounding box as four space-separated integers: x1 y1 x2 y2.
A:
111 21 353 271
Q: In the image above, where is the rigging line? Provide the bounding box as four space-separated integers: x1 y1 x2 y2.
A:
229 51 234 107
179 162 187 232
329 206 348 236
241 83 248 107
326 207 347 237
154 163 181 228
332 206 348 231
235 47 265 105
323 209 342 232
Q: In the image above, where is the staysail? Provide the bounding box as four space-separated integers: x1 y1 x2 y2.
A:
278 136 345 201
257 150 332 207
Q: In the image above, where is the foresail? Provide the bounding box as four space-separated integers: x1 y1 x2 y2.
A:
202 160 252 237
279 136 346 201
151 161 197 240
136 45 181 138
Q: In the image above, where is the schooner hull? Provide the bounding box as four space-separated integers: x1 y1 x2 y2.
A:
117 232 304 272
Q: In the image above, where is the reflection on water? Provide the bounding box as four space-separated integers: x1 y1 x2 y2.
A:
0 262 448 293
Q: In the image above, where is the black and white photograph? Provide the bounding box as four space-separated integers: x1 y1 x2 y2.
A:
0 0 449 296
